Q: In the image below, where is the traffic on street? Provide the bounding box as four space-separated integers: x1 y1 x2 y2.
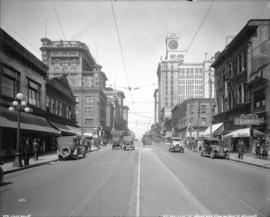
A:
1 141 270 217
1 1 270 217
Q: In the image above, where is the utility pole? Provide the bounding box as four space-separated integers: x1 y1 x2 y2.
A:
197 100 201 139
209 72 213 136
81 76 84 139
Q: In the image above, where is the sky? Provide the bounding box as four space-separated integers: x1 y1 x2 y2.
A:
1 0 270 138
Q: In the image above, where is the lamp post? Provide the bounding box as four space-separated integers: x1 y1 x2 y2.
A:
8 93 30 167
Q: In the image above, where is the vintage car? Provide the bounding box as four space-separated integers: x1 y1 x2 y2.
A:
169 137 184 153
57 136 87 160
123 136 135 150
112 136 122 149
200 136 230 159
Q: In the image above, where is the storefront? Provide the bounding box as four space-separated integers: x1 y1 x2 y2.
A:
0 107 60 158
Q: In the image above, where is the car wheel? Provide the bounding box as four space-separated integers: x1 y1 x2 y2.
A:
58 155 63 161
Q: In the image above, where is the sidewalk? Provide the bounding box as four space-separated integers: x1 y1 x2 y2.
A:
229 153 270 169
186 148 270 169
2 146 100 174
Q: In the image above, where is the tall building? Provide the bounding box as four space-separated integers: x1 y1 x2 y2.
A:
40 38 108 135
157 33 214 124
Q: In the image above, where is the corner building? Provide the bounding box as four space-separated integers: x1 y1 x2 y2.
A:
40 38 108 134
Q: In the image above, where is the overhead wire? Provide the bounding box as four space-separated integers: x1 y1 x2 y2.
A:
50 0 66 40
110 0 134 104
3 23 41 55
186 0 215 53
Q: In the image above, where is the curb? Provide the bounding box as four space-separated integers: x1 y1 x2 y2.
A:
229 158 270 169
3 158 58 175
3 147 100 175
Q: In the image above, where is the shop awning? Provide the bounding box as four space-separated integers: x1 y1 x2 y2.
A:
0 107 60 135
49 122 76 136
200 122 224 137
223 128 265 138
66 125 81 136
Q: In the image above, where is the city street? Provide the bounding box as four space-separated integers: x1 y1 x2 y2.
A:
1 142 270 217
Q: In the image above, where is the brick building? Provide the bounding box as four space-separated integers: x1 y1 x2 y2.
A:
171 98 212 140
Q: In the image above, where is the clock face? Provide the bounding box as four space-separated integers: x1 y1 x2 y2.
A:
168 39 178 50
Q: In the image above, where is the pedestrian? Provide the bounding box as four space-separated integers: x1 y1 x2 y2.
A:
32 138 39 161
23 138 31 166
237 140 245 159
255 143 261 158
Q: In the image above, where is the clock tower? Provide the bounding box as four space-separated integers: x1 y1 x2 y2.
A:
165 33 184 62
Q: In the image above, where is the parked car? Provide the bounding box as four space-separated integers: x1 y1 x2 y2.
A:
200 136 230 159
57 136 86 160
169 137 184 153
123 136 135 150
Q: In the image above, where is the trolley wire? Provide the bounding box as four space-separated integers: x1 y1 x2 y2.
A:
186 0 215 53
50 0 66 40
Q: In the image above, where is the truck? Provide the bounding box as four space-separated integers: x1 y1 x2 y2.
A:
112 135 122 149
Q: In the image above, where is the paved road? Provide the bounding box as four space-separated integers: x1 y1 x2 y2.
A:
1 142 269 217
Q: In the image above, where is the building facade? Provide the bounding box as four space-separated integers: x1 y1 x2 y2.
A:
123 105 129 126
46 75 79 139
104 88 127 132
212 19 270 148
0 29 60 157
40 38 108 134
153 89 159 124
171 98 212 140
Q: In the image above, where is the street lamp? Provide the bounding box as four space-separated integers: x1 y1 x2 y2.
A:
8 93 30 167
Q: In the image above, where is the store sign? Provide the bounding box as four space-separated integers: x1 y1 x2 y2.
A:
234 114 264 125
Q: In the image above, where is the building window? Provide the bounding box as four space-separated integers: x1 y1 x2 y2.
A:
85 118 94 125
85 96 94 104
27 79 41 107
46 96 50 112
201 117 206 126
254 91 266 109
200 105 206 113
55 100 59 115
59 102 62 117
51 98 55 113
85 107 94 114
2 66 20 99
237 85 242 104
